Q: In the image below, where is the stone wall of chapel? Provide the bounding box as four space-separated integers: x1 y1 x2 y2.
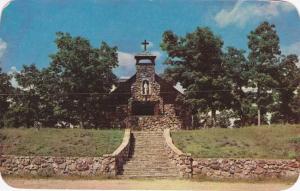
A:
164 104 176 116
131 64 162 107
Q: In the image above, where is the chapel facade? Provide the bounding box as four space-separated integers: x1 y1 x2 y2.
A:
107 42 187 130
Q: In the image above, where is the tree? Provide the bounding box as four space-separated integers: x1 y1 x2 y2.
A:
3 65 41 128
49 32 118 128
247 21 281 126
222 47 254 126
161 27 233 127
272 54 300 123
0 67 12 127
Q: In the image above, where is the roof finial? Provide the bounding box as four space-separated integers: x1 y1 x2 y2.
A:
141 40 150 52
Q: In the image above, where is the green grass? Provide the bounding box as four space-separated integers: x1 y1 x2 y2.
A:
0 128 124 157
172 124 300 159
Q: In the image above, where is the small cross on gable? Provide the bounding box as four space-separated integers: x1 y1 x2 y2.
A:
141 40 150 52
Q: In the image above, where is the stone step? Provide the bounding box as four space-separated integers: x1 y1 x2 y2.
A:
133 149 166 151
130 154 169 161
133 141 163 143
124 160 173 164
134 144 164 145
123 165 176 169
133 135 163 137
129 154 169 157
119 175 178 179
123 164 176 169
122 172 178 176
131 150 167 153
133 140 164 142
133 146 165 148
122 171 178 174
134 145 164 146
124 161 174 164
131 150 167 152
133 134 163 135
120 130 179 178
133 148 166 151
128 157 170 160
123 167 177 171
124 162 175 166
133 137 163 139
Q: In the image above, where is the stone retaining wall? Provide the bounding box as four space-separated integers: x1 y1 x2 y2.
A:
192 158 300 179
0 129 132 177
164 128 300 180
130 116 181 131
0 155 116 177
163 129 192 178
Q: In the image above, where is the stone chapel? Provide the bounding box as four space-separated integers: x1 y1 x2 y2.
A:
107 41 187 130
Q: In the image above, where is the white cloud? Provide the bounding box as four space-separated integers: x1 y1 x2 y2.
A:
214 0 295 28
0 0 14 23
0 38 7 60
117 51 135 70
283 41 300 56
282 41 300 67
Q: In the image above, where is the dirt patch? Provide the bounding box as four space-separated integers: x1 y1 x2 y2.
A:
4 177 294 191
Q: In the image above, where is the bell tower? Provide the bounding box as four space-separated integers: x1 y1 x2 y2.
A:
129 40 162 115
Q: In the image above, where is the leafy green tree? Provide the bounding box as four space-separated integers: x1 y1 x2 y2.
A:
161 27 232 127
4 65 41 128
247 21 281 126
222 47 255 126
49 32 118 128
0 67 12 127
272 54 300 123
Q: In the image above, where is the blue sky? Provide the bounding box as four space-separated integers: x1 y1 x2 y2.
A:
0 0 299 78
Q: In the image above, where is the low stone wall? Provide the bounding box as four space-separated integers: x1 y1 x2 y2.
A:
0 155 116 177
129 116 182 131
163 129 192 178
164 128 300 180
0 129 132 177
192 158 300 179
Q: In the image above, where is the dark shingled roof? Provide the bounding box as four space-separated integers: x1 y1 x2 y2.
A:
109 73 181 105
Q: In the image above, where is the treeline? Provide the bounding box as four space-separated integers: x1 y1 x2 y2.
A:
161 21 300 127
0 32 118 128
0 21 300 129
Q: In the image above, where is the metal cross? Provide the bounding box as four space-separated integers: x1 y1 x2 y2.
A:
141 40 149 52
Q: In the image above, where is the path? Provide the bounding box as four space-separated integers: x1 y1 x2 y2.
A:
5 177 294 191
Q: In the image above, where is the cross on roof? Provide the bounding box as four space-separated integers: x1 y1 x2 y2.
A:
141 40 150 52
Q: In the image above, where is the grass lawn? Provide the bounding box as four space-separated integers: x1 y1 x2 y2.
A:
172 124 300 159
0 128 124 157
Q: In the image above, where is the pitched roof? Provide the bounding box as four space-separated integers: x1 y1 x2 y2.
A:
109 73 182 104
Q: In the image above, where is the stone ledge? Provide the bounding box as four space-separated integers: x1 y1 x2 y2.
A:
112 129 131 156
164 129 185 155
163 128 193 178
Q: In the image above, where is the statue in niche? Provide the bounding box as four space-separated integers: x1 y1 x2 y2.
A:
142 80 150 95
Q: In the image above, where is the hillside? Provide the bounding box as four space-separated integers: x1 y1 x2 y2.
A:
172 125 300 159
0 128 123 157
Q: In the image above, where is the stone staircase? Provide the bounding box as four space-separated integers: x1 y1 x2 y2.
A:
119 131 179 178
